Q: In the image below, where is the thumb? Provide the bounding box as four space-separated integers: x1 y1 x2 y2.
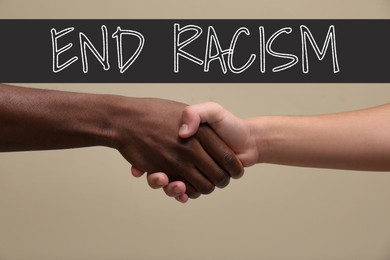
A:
179 102 226 138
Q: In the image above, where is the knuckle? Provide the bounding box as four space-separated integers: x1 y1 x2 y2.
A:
207 101 220 109
222 151 236 167
178 139 196 153
199 182 215 195
182 106 191 116
188 192 201 199
212 102 224 111
233 168 245 179
221 151 243 178
214 172 230 188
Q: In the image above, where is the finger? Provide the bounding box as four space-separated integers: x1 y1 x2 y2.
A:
187 191 200 199
175 193 189 203
131 166 145 178
162 181 186 197
196 162 230 189
178 177 201 199
196 125 244 179
173 136 229 190
179 166 215 195
179 102 225 138
192 145 231 188
146 172 169 189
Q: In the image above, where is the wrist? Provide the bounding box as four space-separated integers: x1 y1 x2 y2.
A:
90 94 140 150
247 116 277 165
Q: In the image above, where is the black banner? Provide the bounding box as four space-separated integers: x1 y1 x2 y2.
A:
0 19 389 83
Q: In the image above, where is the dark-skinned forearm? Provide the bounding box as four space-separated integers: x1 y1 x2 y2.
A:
0 84 244 198
0 84 122 152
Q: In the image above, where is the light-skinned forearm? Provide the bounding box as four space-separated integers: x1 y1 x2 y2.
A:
250 104 390 171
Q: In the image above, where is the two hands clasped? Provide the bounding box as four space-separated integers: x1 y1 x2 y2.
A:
1 84 390 204
133 101 390 203
0 85 245 204
132 102 254 203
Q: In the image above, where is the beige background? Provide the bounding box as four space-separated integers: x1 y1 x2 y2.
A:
1 0 390 259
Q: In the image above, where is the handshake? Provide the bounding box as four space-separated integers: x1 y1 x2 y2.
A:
0 84 252 204
1 84 390 204
131 101 255 203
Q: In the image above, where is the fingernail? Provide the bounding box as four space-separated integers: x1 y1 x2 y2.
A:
174 186 181 194
179 124 188 135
